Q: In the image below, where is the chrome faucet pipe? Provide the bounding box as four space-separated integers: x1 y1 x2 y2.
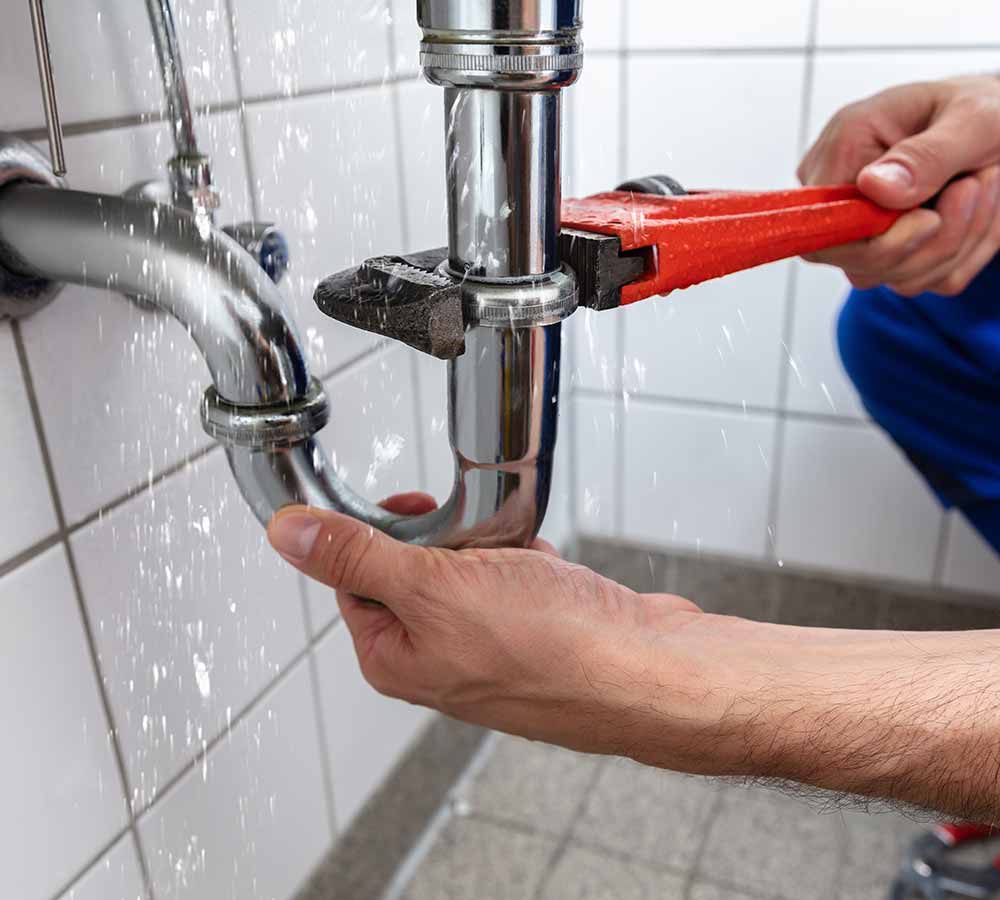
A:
145 0 198 160
0 182 303 406
0 172 558 546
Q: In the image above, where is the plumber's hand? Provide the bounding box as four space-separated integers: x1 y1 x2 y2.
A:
265 497 755 773
799 74 1000 296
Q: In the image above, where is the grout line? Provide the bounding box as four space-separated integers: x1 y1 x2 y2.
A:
8 74 423 144
0 531 62 579
529 757 609 900
66 443 221 537
319 340 391 384
45 824 133 900
575 385 870 427
4 336 391 583
12 321 156 896
305 642 340 842
133 635 318 821
220 0 262 223
765 0 821 564
683 789 730 898
931 508 953 586
380 731 502 900
613 36 628 540
613 43 1000 56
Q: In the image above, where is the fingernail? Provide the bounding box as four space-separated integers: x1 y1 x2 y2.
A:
270 512 322 563
865 161 914 190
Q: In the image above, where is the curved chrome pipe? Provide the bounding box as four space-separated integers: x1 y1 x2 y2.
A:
0 180 558 547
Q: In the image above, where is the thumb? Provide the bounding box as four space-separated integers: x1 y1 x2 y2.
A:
858 105 1000 208
267 505 428 606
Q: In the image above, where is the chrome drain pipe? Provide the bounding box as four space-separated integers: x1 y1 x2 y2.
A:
0 0 584 549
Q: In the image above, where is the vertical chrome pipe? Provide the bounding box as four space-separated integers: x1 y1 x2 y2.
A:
145 0 198 159
27 0 66 176
445 89 561 278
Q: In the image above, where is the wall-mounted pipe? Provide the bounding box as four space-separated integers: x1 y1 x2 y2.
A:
0 168 558 547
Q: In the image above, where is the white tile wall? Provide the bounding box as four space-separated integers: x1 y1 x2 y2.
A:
305 345 423 632
623 402 775 557
232 0 391 98
623 262 790 409
570 3 1000 587
775 420 942 582
4 2 1000 897
314 623 432 831
941 512 1000 598
61 835 145 900
0 323 56 561
0 548 127 900
785 261 866 418
816 0 1000 47
627 0 811 49
247 87 401 374
626 56 806 191
139 659 331 899
72 450 308 809
574 395 620 536
0 0 237 132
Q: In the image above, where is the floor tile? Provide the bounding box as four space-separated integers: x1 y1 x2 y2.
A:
0 322 57 561
688 881 763 900
298 718 485 900
0 548 127 900
775 572 884 629
573 759 721 872
72 450 308 810
699 786 843 900
879 592 1000 631
671 555 780 621
837 809 925 900
467 736 602 836
540 845 685 900
60 833 145 900
315 623 433 833
590 546 672 594
139 659 331 900
401 817 558 900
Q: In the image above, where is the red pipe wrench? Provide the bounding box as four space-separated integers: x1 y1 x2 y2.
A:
560 182 903 310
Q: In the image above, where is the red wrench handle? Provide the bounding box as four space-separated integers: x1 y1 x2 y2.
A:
561 185 903 306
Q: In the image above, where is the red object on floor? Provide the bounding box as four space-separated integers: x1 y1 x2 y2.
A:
561 185 903 306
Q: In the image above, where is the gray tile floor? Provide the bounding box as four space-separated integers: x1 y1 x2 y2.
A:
393 541 1000 900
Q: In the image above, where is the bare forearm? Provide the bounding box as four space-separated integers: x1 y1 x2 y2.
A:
634 620 1000 822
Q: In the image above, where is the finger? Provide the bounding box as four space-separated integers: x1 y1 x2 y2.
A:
919 166 1000 295
858 99 1000 208
379 492 439 516
268 505 430 604
880 176 981 289
802 207 941 274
